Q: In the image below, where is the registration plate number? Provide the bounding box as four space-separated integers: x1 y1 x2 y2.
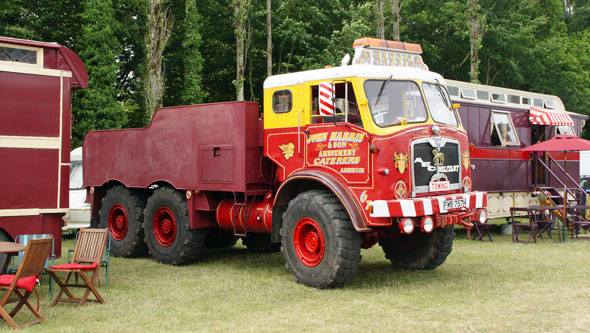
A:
443 198 467 210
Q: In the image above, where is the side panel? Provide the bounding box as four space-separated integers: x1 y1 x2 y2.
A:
84 101 266 193
0 72 61 137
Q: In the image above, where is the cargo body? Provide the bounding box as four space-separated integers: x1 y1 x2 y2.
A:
85 38 487 288
0 36 88 255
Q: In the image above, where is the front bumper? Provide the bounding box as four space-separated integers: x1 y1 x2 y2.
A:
369 192 487 218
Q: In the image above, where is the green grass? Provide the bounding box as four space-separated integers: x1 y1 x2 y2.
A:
7 229 590 332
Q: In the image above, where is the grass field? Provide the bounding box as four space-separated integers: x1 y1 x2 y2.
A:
7 228 590 332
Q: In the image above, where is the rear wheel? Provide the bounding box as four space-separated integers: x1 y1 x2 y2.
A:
144 187 207 265
281 190 361 289
99 185 148 257
379 225 455 270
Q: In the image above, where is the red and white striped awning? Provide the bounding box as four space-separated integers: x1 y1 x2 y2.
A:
529 107 574 126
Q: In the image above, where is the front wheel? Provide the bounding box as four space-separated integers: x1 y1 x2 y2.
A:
280 190 361 289
144 187 207 265
379 225 455 270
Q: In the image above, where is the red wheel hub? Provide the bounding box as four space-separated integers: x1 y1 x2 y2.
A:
108 204 128 241
153 207 177 247
293 218 325 267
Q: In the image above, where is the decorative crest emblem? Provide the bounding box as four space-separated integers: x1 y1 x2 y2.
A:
278 143 295 160
462 151 470 170
432 148 444 167
394 180 408 199
394 152 408 174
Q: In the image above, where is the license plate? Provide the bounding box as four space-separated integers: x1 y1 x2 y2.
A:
443 198 467 210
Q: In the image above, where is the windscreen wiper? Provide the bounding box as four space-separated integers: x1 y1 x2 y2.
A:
434 78 450 108
375 74 393 105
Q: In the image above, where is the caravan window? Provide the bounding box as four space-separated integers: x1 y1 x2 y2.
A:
556 125 575 136
448 86 459 96
477 90 489 100
491 93 506 103
460 88 476 99
491 111 519 146
272 90 292 113
545 100 556 109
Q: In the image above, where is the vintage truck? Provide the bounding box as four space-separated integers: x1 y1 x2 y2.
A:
84 38 487 288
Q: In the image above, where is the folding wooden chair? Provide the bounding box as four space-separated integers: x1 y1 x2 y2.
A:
10 234 56 298
0 238 52 329
48 228 108 307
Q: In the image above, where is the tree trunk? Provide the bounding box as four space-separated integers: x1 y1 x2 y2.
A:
145 0 174 117
266 0 272 78
468 0 484 84
234 0 249 101
376 0 385 39
392 0 400 41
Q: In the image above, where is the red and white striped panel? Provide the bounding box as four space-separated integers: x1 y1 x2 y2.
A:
529 107 574 126
318 82 335 116
370 192 487 218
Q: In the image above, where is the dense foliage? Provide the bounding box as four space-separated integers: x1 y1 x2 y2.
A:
1 0 590 144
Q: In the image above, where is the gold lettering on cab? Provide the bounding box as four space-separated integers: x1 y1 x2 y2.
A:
310 131 365 169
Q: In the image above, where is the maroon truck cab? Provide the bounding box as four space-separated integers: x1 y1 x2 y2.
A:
0 36 88 255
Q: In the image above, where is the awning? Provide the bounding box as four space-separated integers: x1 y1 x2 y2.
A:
529 107 574 126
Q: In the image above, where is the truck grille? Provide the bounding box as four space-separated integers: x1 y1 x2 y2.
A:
411 138 461 194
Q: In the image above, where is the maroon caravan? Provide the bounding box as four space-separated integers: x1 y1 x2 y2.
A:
0 36 88 255
446 79 587 219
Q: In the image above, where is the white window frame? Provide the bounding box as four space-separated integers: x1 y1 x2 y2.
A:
491 110 520 146
460 88 476 99
0 42 43 68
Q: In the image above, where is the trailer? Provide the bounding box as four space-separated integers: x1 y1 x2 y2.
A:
446 79 587 219
84 38 487 288
0 36 88 255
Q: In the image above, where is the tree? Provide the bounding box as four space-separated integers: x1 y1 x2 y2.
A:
392 0 401 41
376 0 385 39
72 0 126 147
234 0 251 101
145 0 174 117
467 0 485 83
266 0 272 77
181 0 207 104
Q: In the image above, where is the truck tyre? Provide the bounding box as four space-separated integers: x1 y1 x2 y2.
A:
242 233 280 252
280 190 361 289
144 187 207 265
379 225 455 270
99 185 148 257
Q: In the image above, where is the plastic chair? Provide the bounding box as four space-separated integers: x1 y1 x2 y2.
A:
48 228 108 307
0 238 52 329
68 230 111 288
10 234 55 298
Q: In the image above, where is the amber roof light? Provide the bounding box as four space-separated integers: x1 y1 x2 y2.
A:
352 38 423 54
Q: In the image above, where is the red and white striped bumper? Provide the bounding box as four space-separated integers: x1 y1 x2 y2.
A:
369 192 487 218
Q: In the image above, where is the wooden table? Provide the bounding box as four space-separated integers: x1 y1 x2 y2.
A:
0 242 25 274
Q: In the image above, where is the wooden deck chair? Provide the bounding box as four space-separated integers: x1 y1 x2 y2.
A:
48 228 108 307
68 231 111 288
0 238 52 329
10 234 56 298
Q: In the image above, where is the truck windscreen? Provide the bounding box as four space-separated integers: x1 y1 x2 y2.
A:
422 82 458 127
364 80 427 127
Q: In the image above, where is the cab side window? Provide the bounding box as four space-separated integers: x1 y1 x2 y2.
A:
272 90 292 113
310 82 363 128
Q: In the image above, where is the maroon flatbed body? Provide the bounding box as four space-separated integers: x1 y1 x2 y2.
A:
0 36 88 255
84 101 269 194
